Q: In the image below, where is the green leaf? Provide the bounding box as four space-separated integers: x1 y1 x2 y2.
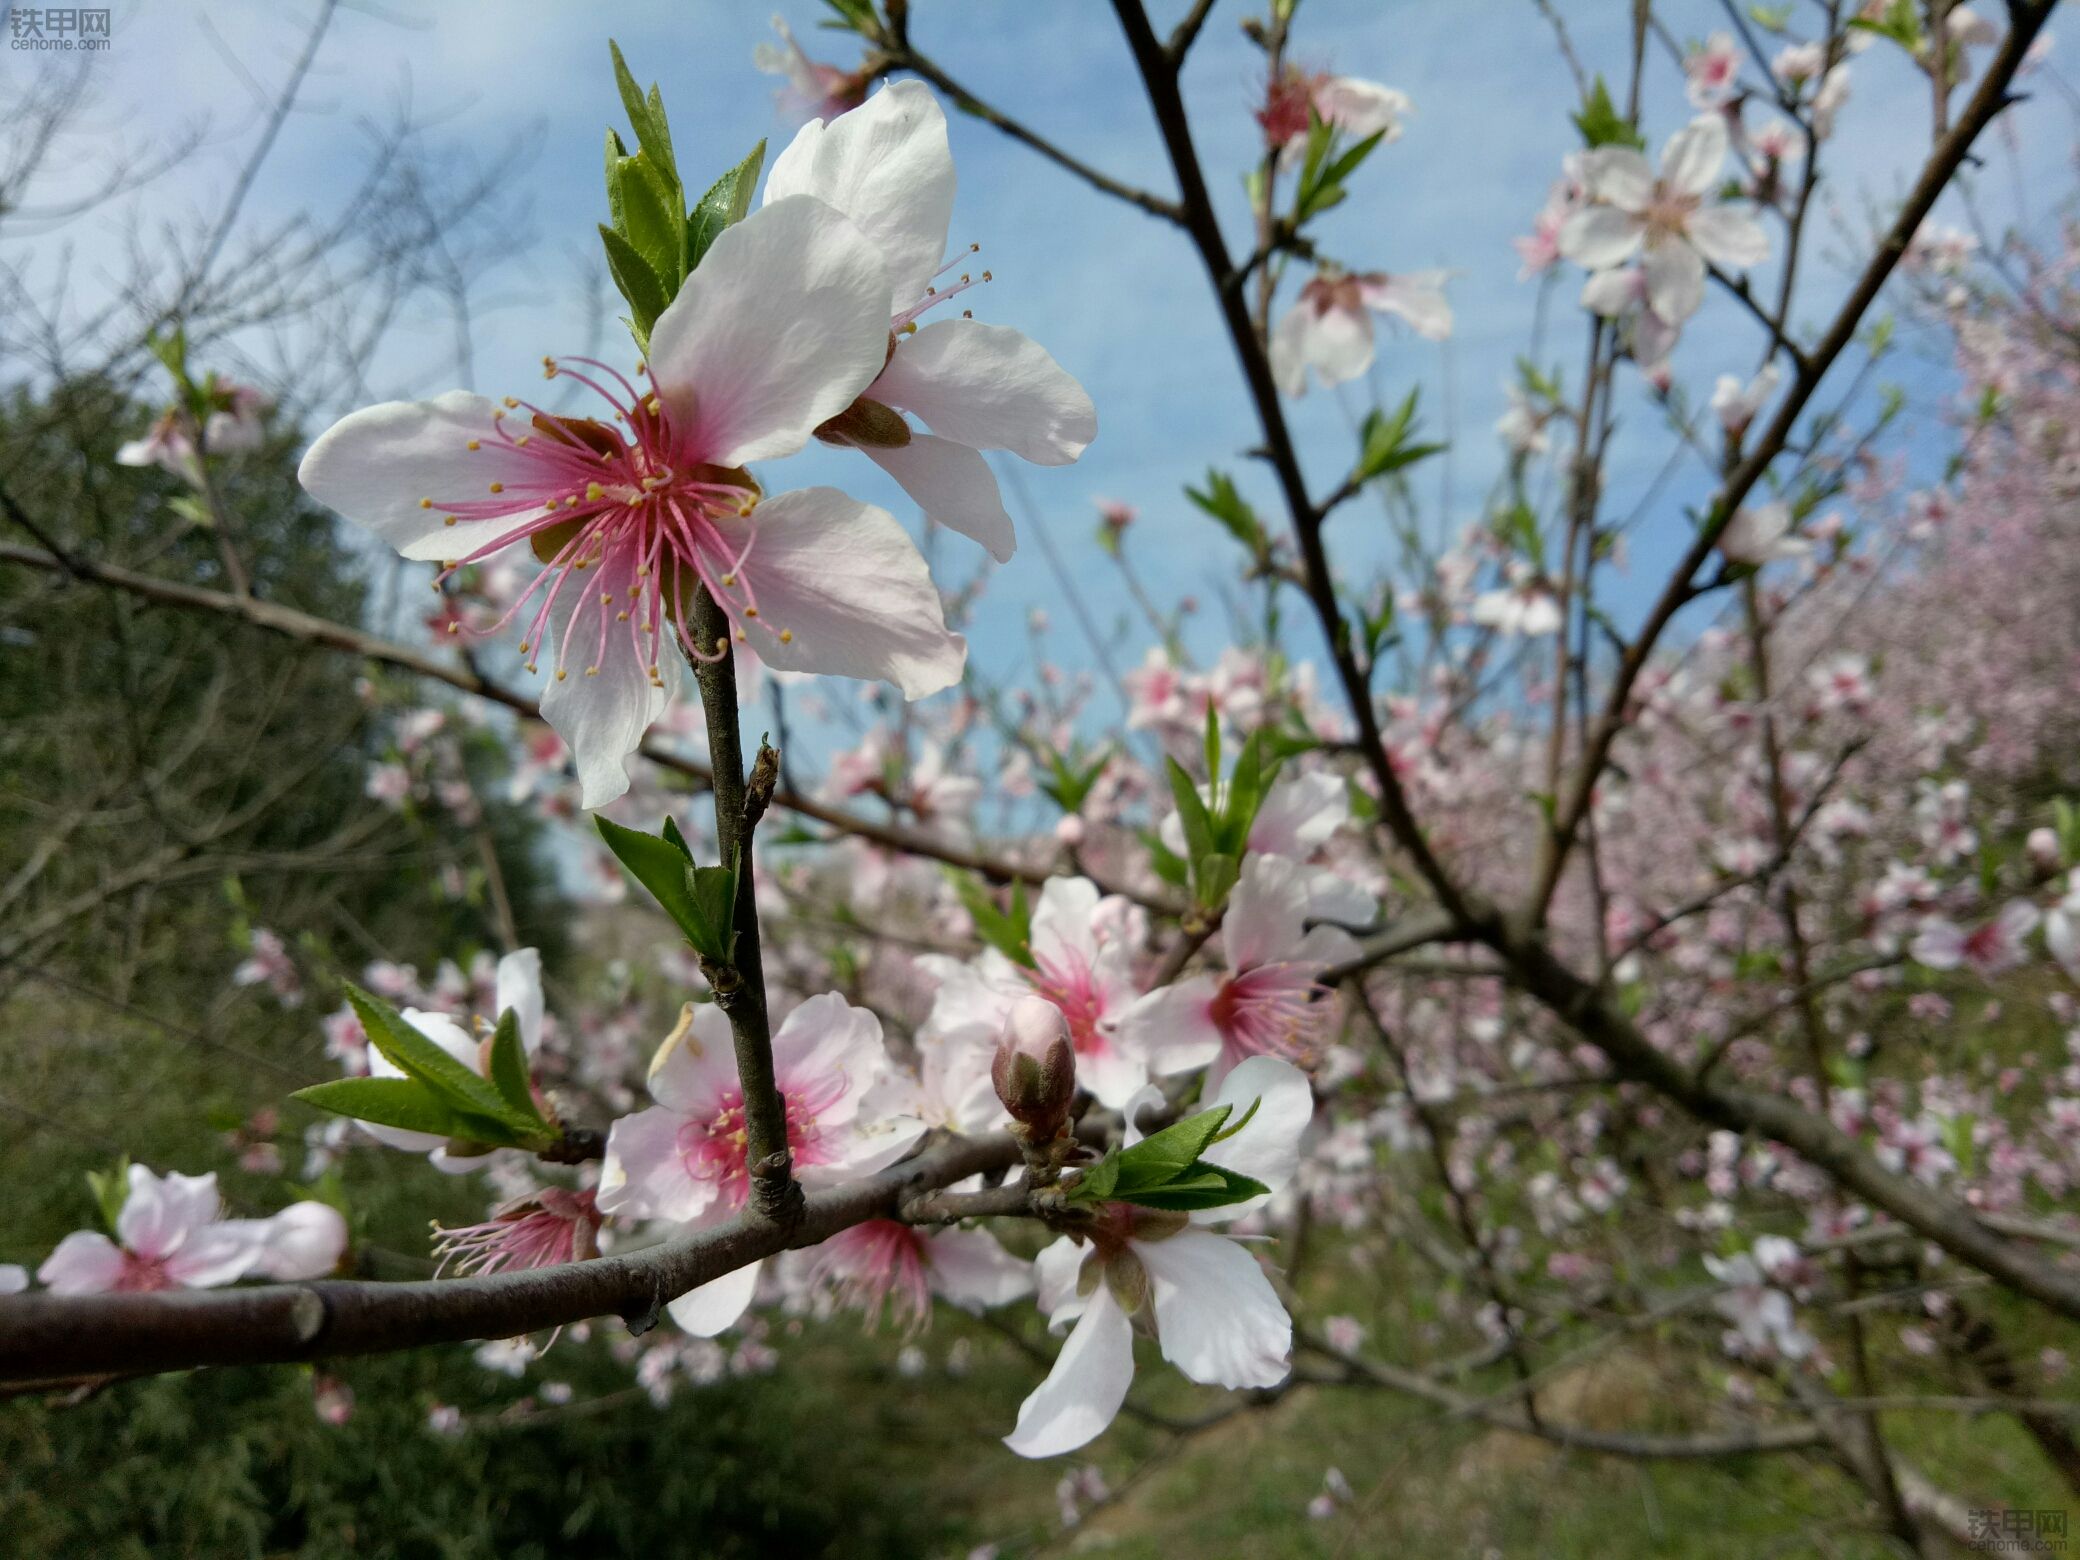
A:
291 1076 509 1141
1572 74 1645 151
1069 1152 1120 1203
345 986 521 1129
485 1009 544 1128
616 155 687 292
686 860 740 964
1113 1104 1232 1193
687 140 768 273
951 874 1035 969
1116 1164 1272 1212
86 1158 131 1233
661 814 694 860
1185 469 1265 553
608 41 677 183
597 814 704 941
598 225 670 346
1353 388 1446 487
1166 759 1216 867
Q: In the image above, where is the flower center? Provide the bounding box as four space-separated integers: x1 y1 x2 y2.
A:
677 1077 846 1210
1028 955 1109 1057
418 357 793 687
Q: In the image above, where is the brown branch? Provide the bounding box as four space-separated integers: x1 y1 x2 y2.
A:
0 1130 1016 1385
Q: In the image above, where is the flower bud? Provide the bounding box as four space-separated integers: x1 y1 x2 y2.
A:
2028 826 2061 871
992 996 1076 1138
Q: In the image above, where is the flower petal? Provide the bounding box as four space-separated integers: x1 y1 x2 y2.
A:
1661 115 1729 196
1644 238 1706 323
648 1004 740 1112
537 551 677 810
164 1221 263 1288
1579 147 1654 209
925 1227 1035 1310
1108 977 1222 1077
117 1166 220 1261
598 1105 713 1224
720 486 965 700
1003 1283 1136 1458
770 991 887 1115
1138 1229 1292 1390
298 391 543 563
495 947 545 1053
1687 203 1770 269
667 1257 762 1337
37 1231 128 1294
871 320 1095 466
1224 853 1313 972
764 79 957 316
1198 1055 1314 1215
1559 206 1645 270
860 433 1016 563
647 194 891 469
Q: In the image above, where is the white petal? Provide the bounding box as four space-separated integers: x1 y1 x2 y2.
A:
1225 853 1313 971
164 1222 263 1289
1269 304 1312 398
1003 1283 1136 1458
668 1257 762 1336
1643 239 1706 324
1077 1039 1154 1112
36 1231 127 1294
861 434 1016 562
537 550 676 810
646 195 891 468
770 991 887 1112
1199 1055 1314 1215
1251 771 1348 857
925 1227 1035 1310
238 1202 350 1281
298 391 543 563
1137 1230 1292 1390
1558 206 1645 271
649 1004 739 1110
1580 147 1654 209
1033 1234 1088 1322
1661 115 1730 196
1030 877 1102 966
822 1112 927 1179
764 79 956 316
117 1166 220 1261
871 320 1095 466
0 1264 26 1295
598 1106 713 1223
720 486 965 701
1110 977 1223 1077
1579 267 1641 318
494 948 545 1053
1290 303 1375 390
1687 203 1769 269
1362 271 1453 340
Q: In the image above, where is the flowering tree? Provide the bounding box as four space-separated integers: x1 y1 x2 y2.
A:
6 0 2080 1549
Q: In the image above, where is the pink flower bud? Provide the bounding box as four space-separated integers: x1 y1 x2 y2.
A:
992 996 1077 1137
2028 826 2060 870
1054 814 1086 848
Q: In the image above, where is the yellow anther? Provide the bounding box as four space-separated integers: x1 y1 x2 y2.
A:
514 434 531 447
489 481 504 493
446 622 459 635
601 593 613 606
585 666 599 677
778 628 793 644
743 606 759 618
900 321 918 335
419 497 433 509
617 611 630 622
555 668 568 681
525 661 537 674
586 482 604 501
982 270 993 282
734 629 747 642
645 396 660 414
467 439 481 450
503 397 519 409
444 515 458 527
518 640 531 654
720 573 736 587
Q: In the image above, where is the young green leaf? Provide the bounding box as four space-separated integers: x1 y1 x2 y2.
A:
1115 1164 1272 1212
345 986 521 1129
598 225 670 346
1112 1104 1233 1193
687 140 768 272
1572 74 1645 151
291 1076 508 1141
485 1009 544 1128
1166 758 1216 867
596 814 705 942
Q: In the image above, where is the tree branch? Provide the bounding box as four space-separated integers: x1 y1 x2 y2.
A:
0 1131 1016 1385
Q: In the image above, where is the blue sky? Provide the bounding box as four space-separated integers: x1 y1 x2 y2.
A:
7 0 2076 737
